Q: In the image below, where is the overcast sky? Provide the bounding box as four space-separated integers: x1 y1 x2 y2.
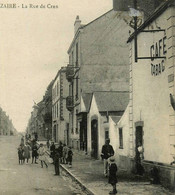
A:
0 0 112 132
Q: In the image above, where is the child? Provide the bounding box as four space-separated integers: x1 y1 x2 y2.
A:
38 143 48 168
62 144 68 164
108 156 118 194
67 147 73 168
17 144 24 164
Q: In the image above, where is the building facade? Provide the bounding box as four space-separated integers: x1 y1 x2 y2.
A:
66 10 131 150
87 91 129 159
0 107 16 135
52 67 69 144
126 0 175 190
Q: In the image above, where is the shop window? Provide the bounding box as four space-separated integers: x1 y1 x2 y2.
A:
119 128 123 149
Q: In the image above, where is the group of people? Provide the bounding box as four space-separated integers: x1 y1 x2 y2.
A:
17 135 48 168
49 141 73 176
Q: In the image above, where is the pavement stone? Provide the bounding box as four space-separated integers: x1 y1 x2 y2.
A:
38 141 174 195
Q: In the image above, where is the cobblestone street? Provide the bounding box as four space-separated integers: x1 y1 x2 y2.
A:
0 136 85 195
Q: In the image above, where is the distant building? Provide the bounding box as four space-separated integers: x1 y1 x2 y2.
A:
52 67 69 144
0 107 16 136
26 81 53 140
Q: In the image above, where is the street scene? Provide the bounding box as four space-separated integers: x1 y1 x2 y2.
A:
0 0 175 194
0 136 86 195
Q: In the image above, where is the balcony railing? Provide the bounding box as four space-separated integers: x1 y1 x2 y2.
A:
66 65 74 82
66 96 74 112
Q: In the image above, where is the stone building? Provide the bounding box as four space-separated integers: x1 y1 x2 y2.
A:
52 67 69 144
87 91 129 159
116 0 175 191
66 10 131 150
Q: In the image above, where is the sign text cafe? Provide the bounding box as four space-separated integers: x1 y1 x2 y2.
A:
150 35 167 76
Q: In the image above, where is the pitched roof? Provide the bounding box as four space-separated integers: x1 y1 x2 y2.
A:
93 91 129 112
82 93 93 112
110 116 122 124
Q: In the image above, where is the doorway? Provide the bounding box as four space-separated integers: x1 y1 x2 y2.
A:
53 125 56 142
91 119 98 159
135 126 144 175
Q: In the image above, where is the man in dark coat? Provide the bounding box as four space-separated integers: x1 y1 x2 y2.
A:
54 148 60 175
50 141 55 163
101 138 114 177
58 141 63 163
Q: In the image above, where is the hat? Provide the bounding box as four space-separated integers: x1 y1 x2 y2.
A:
109 156 115 162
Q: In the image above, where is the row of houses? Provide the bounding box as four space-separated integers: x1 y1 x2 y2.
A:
0 107 17 136
26 0 175 191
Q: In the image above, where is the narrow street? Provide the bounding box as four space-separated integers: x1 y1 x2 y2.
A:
0 136 83 195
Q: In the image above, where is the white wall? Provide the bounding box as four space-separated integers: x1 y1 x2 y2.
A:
130 7 175 164
109 105 130 169
87 95 101 157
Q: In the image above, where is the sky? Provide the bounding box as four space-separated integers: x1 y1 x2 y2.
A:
0 0 112 132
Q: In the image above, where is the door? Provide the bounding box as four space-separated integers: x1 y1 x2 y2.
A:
53 125 56 142
91 119 98 159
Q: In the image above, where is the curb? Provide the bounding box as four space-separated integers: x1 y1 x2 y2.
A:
36 142 96 195
60 163 96 195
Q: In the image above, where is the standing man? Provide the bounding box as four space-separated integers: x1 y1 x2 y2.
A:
101 138 114 177
50 141 55 163
54 148 60 175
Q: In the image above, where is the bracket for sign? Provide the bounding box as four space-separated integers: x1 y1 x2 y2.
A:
140 29 165 33
137 56 166 60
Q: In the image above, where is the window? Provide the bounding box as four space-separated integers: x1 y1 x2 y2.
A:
76 109 78 133
76 43 78 66
69 83 73 96
72 112 74 134
119 128 123 149
76 76 78 100
105 128 109 140
72 51 74 65
57 81 59 96
57 102 59 118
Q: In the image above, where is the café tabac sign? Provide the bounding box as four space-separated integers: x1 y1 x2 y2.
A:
150 36 167 76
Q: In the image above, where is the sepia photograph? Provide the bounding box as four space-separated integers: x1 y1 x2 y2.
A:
0 0 175 194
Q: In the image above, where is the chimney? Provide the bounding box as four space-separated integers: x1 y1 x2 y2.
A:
74 15 81 34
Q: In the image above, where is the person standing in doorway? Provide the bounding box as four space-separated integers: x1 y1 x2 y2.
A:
136 142 144 175
101 138 114 177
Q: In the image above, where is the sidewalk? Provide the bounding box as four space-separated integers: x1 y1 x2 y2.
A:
38 141 174 195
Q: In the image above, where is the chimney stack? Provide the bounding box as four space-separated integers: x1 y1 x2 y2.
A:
74 15 81 34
